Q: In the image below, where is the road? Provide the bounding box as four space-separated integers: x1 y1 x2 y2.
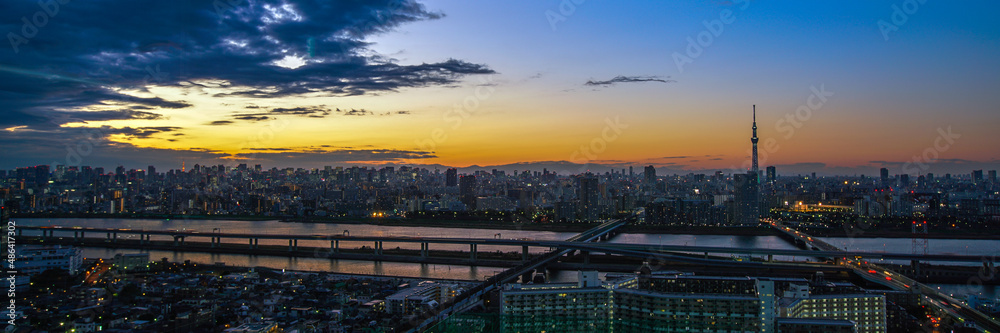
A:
773 220 1000 332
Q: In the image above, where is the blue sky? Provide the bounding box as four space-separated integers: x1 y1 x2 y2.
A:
1 0 998 175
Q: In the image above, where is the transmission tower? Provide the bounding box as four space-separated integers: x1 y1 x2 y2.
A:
911 221 928 255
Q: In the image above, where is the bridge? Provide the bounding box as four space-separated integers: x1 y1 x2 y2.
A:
408 218 628 332
769 220 1000 332
17 225 996 264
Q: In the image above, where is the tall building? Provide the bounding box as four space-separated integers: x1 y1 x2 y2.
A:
880 168 890 185
734 172 761 225
445 168 458 187
577 175 600 220
990 170 997 183
766 166 776 184
732 107 763 226
972 170 984 184
34 165 50 186
459 175 476 210
643 165 656 184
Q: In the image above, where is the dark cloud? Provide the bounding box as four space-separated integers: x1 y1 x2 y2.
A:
233 115 272 121
270 106 331 116
343 108 373 116
117 127 183 138
33 109 165 126
0 125 218 169
0 0 492 165
207 120 234 126
229 105 408 119
584 75 675 86
228 147 436 165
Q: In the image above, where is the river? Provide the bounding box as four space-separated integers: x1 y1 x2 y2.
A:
14 218 999 298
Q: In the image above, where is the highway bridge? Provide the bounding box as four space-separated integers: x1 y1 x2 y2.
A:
17 225 996 263
408 218 628 332
769 220 1000 333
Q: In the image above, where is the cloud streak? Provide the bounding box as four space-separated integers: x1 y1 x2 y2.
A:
584 75 675 86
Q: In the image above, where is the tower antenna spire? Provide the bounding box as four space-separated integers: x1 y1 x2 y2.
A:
751 105 759 173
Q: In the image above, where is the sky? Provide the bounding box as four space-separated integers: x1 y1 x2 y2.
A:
1 0 999 176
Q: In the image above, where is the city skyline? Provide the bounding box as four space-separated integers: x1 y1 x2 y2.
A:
3 1 1000 175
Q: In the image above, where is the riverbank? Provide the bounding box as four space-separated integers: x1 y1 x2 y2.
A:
13 212 277 221
805 227 1000 240
14 213 1000 239
285 216 601 232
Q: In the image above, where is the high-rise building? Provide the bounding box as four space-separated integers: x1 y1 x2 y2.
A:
445 168 458 187
880 168 889 185
734 172 760 225
643 165 656 184
766 166 776 184
459 175 476 209
34 165 50 186
899 174 910 188
577 175 600 220
972 170 984 184
989 170 997 183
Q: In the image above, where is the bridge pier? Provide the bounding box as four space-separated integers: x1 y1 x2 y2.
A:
420 243 428 258
470 244 477 261
374 241 383 256
522 246 529 261
332 240 339 254
768 254 773 263
582 250 590 264
288 239 298 252
173 236 185 247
